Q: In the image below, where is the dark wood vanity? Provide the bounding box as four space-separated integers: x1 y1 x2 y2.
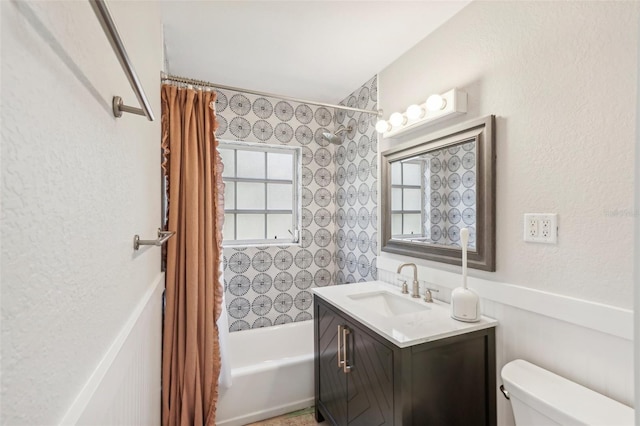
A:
314 296 496 426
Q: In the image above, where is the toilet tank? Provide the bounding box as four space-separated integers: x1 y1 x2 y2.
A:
501 360 633 426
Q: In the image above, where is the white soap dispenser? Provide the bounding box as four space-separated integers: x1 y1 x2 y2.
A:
451 228 480 322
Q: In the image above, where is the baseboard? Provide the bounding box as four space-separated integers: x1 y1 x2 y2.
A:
59 273 164 425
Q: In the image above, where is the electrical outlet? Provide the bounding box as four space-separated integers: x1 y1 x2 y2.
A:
524 213 557 244
524 214 538 240
541 219 551 237
527 216 538 238
540 214 558 243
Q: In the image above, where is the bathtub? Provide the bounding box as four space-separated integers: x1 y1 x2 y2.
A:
216 321 315 426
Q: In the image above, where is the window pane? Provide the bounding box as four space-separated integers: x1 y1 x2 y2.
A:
391 162 402 185
223 214 235 240
236 182 265 210
391 187 402 211
267 183 292 210
218 143 300 244
219 148 235 178
237 214 265 240
392 214 402 236
267 214 292 240
403 163 422 186
267 152 293 180
224 182 235 210
403 188 422 211
403 214 422 235
237 150 265 178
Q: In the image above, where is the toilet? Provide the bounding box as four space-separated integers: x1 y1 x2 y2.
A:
500 359 634 425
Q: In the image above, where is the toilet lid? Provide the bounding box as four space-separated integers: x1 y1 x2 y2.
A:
501 360 634 426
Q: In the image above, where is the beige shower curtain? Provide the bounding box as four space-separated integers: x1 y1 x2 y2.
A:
161 84 224 426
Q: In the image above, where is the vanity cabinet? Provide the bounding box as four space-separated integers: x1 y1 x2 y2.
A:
316 300 393 425
314 297 496 426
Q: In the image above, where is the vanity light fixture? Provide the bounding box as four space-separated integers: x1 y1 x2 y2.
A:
425 94 447 111
388 112 407 127
375 119 391 133
377 88 467 139
406 104 425 120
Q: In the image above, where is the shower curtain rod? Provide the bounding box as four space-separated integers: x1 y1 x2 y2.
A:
161 73 381 116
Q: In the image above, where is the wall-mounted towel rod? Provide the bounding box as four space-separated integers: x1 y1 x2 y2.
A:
89 0 155 121
134 229 175 251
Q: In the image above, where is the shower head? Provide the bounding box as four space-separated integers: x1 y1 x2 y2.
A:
321 126 353 145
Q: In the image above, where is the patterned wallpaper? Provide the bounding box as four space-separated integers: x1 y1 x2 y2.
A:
217 76 378 331
334 76 378 284
216 87 337 331
425 141 477 248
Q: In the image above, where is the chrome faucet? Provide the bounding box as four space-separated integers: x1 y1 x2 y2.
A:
397 263 420 298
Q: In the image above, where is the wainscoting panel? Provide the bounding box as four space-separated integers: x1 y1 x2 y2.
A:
377 259 633 426
60 274 164 425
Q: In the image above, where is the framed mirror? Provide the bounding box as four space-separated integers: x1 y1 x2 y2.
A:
381 115 495 271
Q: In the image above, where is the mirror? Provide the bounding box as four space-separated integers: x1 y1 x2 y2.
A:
381 116 495 271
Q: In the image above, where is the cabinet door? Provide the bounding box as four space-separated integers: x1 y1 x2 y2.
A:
410 333 494 426
317 303 348 426
346 324 394 426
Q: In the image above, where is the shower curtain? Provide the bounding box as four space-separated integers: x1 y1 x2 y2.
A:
218 267 232 392
161 84 224 426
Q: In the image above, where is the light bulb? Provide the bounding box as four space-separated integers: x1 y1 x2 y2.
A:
426 94 446 111
406 104 425 120
375 119 390 133
389 112 406 127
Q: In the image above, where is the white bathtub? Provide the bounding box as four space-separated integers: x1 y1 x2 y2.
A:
216 321 315 426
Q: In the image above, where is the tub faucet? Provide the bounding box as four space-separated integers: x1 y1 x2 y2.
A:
397 263 420 298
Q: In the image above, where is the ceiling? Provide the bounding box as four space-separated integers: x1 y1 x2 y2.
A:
160 1 470 105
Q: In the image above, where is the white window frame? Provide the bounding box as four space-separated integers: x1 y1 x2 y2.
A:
391 159 426 239
219 140 301 246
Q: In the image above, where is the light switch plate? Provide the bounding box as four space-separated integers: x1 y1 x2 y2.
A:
524 213 557 244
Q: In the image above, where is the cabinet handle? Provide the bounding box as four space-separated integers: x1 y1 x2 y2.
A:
342 326 352 373
337 325 344 367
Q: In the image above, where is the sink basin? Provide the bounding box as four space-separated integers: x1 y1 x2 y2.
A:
347 291 429 317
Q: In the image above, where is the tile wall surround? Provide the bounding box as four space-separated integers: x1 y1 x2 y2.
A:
217 75 378 331
334 75 379 284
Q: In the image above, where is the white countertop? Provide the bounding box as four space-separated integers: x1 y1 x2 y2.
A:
312 281 497 348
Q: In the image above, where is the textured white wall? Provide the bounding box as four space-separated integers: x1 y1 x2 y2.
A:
1 1 162 424
635 13 640 423
379 1 639 309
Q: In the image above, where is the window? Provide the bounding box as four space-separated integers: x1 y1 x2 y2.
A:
219 141 300 245
391 159 425 238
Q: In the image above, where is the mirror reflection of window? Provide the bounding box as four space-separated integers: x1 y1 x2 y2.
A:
390 139 477 249
381 115 495 271
391 160 423 238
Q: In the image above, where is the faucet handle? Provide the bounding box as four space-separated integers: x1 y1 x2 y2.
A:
423 287 439 303
397 279 409 294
